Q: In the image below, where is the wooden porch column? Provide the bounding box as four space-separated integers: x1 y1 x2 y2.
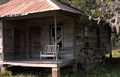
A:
54 14 58 62
0 19 4 72
52 68 60 77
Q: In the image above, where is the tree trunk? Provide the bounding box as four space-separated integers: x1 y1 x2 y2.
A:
112 38 115 47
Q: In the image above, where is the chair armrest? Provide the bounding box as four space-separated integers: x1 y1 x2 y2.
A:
40 51 45 59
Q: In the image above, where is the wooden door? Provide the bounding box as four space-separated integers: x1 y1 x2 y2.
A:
14 29 22 59
30 27 41 59
51 26 62 48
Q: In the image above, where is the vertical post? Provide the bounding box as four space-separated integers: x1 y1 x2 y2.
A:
52 68 60 77
73 18 77 72
0 19 4 72
0 20 3 62
54 14 58 62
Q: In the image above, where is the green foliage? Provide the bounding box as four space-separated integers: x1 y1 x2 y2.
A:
77 15 93 28
0 70 12 77
69 61 120 77
106 50 120 58
77 15 101 29
0 0 10 5
57 0 120 32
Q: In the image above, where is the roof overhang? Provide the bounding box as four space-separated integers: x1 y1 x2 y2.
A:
2 10 80 21
0 0 83 19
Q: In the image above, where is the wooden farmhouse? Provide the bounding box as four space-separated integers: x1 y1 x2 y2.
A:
0 0 111 77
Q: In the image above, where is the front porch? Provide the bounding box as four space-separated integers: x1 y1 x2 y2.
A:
3 58 75 68
3 12 75 60
1 11 77 77
2 58 75 77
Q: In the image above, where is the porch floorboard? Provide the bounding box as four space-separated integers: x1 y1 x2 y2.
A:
3 58 75 68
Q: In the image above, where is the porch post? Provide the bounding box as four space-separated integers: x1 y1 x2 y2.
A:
52 68 60 77
0 19 4 72
54 14 58 62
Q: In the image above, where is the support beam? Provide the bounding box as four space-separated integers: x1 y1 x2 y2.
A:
0 20 4 73
0 19 3 65
52 68 60 77
54 14 58 62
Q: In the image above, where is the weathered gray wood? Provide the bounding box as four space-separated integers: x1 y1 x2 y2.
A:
4 28 13 59
14 28 22 59
2 12 112 67
3 58 75 68
73 18 76 59
54 14 58 62
63 18 74 48
0 19 3 64
40 45 59 59
31 27 41 58
26 28 30 59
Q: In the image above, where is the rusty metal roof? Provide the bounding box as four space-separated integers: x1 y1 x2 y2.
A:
0 0 83 18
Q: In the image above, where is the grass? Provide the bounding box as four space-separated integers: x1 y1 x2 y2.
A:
105 50 120 58
69 42 120 77
0 70 38 77
0 70 12 77
69 58 120 77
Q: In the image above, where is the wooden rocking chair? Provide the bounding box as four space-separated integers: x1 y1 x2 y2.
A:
40 45 59 59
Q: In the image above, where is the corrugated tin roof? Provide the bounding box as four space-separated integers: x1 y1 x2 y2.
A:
0 0 83 17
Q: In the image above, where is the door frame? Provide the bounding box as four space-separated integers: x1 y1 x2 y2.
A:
29 27 41 58
50 26 63 49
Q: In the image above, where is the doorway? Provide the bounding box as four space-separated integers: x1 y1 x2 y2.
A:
51 26 63 48
29 27 41 59
14 29 22 59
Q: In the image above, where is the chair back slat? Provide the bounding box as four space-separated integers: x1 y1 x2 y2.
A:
47 46 52 53
46 45 59 53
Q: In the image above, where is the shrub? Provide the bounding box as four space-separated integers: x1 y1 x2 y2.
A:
0 70 12 77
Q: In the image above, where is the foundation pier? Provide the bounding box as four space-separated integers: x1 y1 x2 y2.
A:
0 66 5 73
52 67 60 77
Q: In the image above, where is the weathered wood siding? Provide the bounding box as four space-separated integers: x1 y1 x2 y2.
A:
31 27 41 58
26 19 50 58
75 24 85 52
3 15 75 60
63 18 74 48
41 24 50 51
4 28 13 59
3 21 14 59
75 22 111 63
14 29 22 58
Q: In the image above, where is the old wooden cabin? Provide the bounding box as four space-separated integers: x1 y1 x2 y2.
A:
0 0 111 77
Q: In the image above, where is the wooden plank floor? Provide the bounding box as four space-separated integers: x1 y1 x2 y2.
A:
3 58 75 68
